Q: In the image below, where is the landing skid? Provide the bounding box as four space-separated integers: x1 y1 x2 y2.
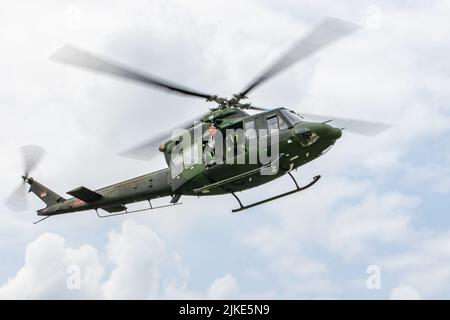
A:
95 200 182 218
231 173 321 213
33 215 52 224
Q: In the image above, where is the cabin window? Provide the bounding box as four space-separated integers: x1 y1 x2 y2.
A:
267 115 279 134
192 140 201 164
244 120 257 140
183 145 193 167
183 141 201 167
171 152 184 178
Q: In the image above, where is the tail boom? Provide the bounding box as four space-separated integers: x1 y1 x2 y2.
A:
32 168 173 216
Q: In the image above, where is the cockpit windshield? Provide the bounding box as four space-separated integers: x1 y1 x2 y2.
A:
281 109 303 126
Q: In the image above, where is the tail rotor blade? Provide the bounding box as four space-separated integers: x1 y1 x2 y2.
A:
22 145 45 176
5 182 28 211
5 145 46 211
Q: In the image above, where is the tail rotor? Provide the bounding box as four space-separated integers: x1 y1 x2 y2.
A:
5 145 45 211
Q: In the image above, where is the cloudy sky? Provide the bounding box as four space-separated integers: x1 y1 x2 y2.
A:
0 0 449 299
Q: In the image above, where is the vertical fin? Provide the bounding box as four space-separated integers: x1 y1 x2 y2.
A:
27 178 65 207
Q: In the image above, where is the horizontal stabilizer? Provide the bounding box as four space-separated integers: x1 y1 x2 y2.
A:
102 205 127 213
67 186 102 203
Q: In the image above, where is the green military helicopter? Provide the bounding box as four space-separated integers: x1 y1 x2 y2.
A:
6 18 390 223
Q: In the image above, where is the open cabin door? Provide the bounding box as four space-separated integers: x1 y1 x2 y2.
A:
169 137 205 192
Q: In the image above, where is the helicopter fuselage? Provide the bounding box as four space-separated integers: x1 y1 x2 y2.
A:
34 107 341 217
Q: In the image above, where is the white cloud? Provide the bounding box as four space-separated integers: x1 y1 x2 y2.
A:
241 176 423 297
101 220 167 299
0 219 241 299
402 155 450 193
0 220 175 299
207 274 239 299
390 285 421 300
326 192 418 258
0 232 103 299
244 177 419 259
382 232 450 297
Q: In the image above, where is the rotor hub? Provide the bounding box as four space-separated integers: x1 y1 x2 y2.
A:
206 94 254 110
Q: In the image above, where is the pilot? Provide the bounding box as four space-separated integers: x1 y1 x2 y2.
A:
204 122 217 166
208 122 217 148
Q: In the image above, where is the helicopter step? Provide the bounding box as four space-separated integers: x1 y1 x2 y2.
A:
231 173 321 213
193 154 284 194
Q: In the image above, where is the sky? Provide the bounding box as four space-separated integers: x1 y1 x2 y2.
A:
0 0 449 299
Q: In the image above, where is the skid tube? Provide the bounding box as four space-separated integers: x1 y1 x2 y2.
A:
231 173 321 213
96 199 182 218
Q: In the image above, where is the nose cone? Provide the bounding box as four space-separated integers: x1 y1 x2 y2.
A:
302 123 342 140
329 126 342 140
319 124 342 141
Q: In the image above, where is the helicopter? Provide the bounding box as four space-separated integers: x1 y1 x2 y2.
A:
5 17 390 223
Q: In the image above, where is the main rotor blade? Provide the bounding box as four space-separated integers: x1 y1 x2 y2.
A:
119 113 209 161
22 145 45 177
239 17 361 97
51 44 213 100
246 105 268 111
5 183 28 211
300 113 391 136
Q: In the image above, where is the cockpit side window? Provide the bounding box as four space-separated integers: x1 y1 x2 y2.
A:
296 128 320 147
266 114 288 133
281 109 303 126
278 116 289 130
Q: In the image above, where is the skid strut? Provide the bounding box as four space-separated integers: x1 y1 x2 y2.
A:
33 215 51 224
231 174 321 213
95 200 182 218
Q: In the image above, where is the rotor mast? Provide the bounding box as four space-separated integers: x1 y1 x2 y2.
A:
206 94 253 110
